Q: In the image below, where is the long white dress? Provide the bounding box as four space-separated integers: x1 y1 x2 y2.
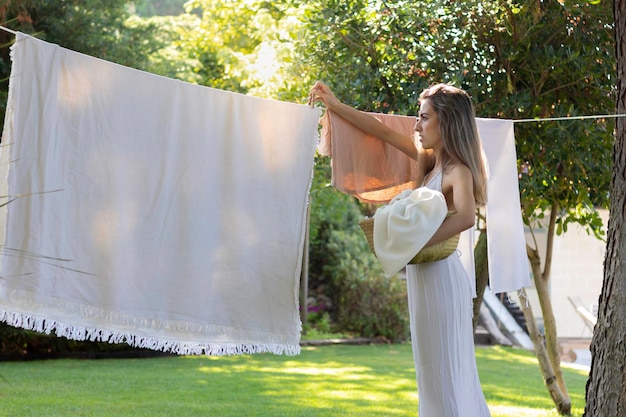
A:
406 168 491 417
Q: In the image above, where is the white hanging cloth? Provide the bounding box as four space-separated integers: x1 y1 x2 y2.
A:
0 33 322 356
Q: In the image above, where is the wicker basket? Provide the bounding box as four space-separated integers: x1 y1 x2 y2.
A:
359 212 459 264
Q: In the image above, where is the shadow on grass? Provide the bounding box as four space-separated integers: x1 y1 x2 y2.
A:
0 343 589 417
476 345 589 415
183 344 419 416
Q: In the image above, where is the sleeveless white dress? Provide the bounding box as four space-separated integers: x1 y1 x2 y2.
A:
406 168 491 417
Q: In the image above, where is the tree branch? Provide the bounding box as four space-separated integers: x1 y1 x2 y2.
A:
543 200 559 282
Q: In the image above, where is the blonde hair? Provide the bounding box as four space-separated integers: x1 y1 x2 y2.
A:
419 84 488 206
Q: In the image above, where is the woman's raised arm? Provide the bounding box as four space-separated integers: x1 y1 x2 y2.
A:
310 81 419 160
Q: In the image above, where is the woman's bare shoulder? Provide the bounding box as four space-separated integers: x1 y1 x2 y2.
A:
445 161 471 176
443 161 473 190
443 161 476 217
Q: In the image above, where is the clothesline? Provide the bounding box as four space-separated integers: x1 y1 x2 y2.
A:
0 25 623 125
0 25 16 35
512 113 626 123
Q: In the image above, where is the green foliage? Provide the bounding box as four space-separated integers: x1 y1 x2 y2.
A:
307 157 362 250
0 322 139 360
306 155 409 342
303 0 614 238
0 322 59 359
473 1 614 238
28 0 162 69
300 326 349 340
125 13 206 83
133 0 187 16
321 226 409 343
335 272 409 343
176 0 314 99
303 0 433 114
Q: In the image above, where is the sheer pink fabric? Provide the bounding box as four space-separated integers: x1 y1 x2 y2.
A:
318 110 425 203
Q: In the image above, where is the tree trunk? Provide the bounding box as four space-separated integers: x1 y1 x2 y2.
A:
527 246 572 415
517 288 570 414
584 0 626 414
524 199 571 415
537 202 570 400
528 236 570 400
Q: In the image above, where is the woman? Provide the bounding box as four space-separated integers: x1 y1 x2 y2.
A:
310 81 491 417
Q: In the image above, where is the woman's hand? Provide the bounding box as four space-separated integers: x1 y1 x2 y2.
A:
309 81 419 159
309 81 341 110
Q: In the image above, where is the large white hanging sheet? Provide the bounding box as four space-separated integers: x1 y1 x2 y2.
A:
0 33 321 356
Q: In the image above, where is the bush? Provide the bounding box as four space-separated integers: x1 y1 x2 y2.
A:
306 156 409 342
322 229 410 343
0 322 142 360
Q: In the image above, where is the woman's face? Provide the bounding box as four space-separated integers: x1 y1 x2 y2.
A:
414 99 442 151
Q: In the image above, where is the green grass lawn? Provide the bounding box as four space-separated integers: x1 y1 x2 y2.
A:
0 344 589 417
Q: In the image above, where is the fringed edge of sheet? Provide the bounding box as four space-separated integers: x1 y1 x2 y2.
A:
0 309 301 357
